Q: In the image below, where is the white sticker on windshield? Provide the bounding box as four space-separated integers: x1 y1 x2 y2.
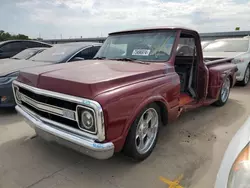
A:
132 49 150 56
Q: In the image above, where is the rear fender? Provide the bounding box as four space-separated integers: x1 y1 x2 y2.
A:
207 64 237 99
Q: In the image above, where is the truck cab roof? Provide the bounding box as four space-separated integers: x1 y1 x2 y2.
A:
109 26 197 35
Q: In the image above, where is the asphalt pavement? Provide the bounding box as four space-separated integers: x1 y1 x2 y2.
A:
0 84 249 188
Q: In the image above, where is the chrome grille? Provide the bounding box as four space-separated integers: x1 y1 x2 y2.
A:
16 88 77 122
13 84 81 131
22 93 76 120
12 80 106 142
18 87 77 110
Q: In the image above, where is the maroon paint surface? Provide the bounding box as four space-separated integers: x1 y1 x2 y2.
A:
17 28 237 152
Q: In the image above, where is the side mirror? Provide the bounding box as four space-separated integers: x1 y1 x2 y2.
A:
70 57 85 62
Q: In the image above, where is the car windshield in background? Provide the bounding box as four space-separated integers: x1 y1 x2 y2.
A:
201 41 211 48
203 40 249 52
95 31 176 62
11 48 43 60
29 44 81 63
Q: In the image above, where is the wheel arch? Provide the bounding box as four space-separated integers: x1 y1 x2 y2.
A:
154 101 168 126
229 74 233 88
124 96 169 137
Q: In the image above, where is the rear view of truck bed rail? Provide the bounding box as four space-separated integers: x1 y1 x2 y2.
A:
205 58 233 66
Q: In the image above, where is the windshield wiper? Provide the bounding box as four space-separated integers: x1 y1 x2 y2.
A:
10 57 20 60
93 56 106 60
111 58 149 64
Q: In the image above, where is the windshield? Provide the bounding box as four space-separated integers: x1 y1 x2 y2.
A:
29 44 81 63
203 40 249 52
95 31 176 62
12 48 43 60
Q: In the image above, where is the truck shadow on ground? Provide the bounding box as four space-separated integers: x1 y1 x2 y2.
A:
155 98 246 187
0 107 22 126
0 98 246 188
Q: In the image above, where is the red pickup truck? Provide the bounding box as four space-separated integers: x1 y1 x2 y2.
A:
13 27 237 161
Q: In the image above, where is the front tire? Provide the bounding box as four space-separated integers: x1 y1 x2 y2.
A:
123 103 161 161
239 65 250 86
214 77 231 107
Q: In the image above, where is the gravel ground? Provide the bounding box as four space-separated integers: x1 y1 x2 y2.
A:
0 84 249 188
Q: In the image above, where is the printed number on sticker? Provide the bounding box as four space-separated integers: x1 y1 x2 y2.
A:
132 49 150 56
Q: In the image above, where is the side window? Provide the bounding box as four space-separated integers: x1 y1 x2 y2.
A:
75 46 100 60
25 41 38 48
0 42 23 51
32 42 51 48
21 41 33 49
92 46 101 56
176 46 194 56
39 43 52 48
23 41 51 48
177 35 196 57
0 43 12 51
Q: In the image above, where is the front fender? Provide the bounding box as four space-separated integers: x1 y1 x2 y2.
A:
124 95 169 132
94 73 180 152
115 95 170 152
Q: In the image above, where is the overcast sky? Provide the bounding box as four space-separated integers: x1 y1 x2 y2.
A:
0 0 250 39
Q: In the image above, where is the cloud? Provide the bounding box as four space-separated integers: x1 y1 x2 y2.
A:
1 0 250 38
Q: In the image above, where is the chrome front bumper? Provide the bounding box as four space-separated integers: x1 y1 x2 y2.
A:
16 105 114 160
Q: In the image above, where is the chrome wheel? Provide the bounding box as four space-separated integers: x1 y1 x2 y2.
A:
221 77 230 103
135 108 159 154
244 66 250 84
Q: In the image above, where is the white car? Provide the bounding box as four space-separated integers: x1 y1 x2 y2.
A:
201 40 213 49
203 38 250 86
215 116 250 188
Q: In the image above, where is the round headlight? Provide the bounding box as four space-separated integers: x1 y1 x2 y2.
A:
227 143 250 188
81 110 94 130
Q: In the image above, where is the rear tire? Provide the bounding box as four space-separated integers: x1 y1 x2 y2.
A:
123 103 161 161
239 65 250 86
214 77 231 107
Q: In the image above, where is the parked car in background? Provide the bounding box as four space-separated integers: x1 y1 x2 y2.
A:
10 47 48 60
0 42 101 107
215 116 250 188
13 27 237 161
201 40 213 49
0 47 49 67
28 42 101 63
203 38 250 86
0 40 52 59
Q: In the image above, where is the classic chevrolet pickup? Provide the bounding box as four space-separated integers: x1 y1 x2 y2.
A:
13 27 238 161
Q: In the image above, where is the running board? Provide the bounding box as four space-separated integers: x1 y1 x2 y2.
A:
179 93 194 106
182 98 218 112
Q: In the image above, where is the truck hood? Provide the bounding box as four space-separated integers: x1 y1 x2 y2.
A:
17 60 168 99
0 59 52 77
203 52 245 59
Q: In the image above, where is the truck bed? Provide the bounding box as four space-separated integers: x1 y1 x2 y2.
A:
204 57 233 66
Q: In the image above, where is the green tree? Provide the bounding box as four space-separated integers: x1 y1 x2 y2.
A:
0 30 29 41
